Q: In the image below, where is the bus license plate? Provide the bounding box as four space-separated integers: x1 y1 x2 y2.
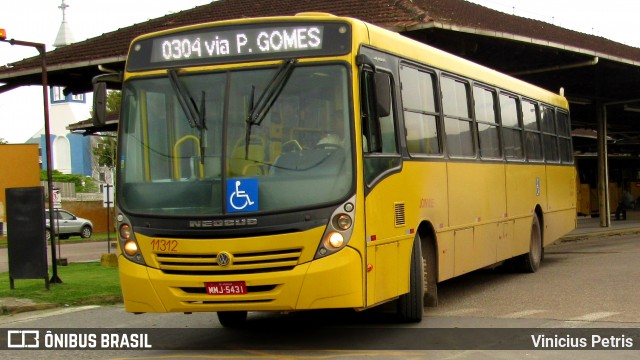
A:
205 281 247 295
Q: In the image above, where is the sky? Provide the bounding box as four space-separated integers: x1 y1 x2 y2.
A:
1 0 639 143
0 0 211 143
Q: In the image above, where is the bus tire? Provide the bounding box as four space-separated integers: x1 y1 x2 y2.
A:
217 311 248 328
515 214 542 273
397 236 424 322
423 239 438 307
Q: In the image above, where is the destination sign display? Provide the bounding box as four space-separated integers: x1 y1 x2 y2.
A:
127 22 351 71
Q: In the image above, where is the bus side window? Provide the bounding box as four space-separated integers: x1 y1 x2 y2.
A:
375 73 398 154
400 65 441 156
522 100 543 161
362 72 397 153
556 111 573 164
442 76 475 158
361 70 400 185
541 106 559 162
361 71 382 153
473 85 501 159
499 93 524 160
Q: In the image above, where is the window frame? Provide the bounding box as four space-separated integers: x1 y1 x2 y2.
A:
521 98 545 163
540 105 560 163
399 64 442 157
498 91 525 162
556 110 574 164
361 67 403 187
441 74 475 159
472 84 502 160
392 60 571 167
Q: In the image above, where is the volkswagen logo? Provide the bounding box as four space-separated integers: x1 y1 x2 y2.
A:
216 251 232 267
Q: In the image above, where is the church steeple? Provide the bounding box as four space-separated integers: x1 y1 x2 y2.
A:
53 0 75 47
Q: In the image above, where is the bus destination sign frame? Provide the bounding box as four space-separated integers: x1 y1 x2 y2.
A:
127 21 352 71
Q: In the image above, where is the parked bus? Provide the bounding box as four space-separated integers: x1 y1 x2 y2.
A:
93 13 576 326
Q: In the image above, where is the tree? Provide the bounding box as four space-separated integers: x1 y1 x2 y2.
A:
0 138 7 144
107 90 121 114
40 170 98 193
93 134 117 169
91 90 120 177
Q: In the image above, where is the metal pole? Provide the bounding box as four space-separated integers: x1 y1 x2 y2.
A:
39 44 62 283
106 184 111 254
596 101 610 227
1 37 62 283
56 208 61 260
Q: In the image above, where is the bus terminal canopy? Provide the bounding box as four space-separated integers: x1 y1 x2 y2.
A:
1 0 640 155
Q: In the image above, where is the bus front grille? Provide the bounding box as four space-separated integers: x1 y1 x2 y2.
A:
154 248 303 275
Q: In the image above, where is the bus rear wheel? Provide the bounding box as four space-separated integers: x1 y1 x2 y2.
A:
514 214 542 273
217 311 248 328
423 239 438 307
397 236 424 322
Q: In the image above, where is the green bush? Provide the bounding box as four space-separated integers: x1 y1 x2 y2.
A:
40 170 98 193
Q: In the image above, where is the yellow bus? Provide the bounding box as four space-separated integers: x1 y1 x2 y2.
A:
93 13 576 326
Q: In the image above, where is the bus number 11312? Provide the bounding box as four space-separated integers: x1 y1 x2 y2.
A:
150 239 178 252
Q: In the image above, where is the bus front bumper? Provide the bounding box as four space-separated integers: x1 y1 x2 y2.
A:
118 247 363 313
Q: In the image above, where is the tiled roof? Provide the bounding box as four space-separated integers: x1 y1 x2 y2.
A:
2 0 640 77
414 0 640 62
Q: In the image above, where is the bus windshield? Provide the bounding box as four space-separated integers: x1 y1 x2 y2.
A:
118 63 353 216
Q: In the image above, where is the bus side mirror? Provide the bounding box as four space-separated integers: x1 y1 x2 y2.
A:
93 82 107 126
374 73 391 117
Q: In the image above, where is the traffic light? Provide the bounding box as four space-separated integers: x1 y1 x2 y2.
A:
0 29 6 41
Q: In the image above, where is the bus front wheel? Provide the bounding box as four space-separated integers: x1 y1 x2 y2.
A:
397 236 424 322
217 311 248 328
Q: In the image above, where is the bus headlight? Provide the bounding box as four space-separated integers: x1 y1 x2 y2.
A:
117 211 146 265
123 240 139 256
335 214 352 230
315 196 356 259
327 232 344 248
120 224 132 239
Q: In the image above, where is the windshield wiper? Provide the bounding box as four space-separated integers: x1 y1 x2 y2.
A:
168 69 206 131
168 69 207 165
245 59 297 159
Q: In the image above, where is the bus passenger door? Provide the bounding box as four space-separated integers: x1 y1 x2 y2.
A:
360 68 404 306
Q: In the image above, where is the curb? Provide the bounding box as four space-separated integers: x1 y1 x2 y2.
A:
0 298 59 315
558 227 640 242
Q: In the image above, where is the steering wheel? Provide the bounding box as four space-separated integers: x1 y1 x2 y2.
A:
282 140 303 152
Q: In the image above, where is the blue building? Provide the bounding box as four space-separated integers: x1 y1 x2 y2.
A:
26 0 93 177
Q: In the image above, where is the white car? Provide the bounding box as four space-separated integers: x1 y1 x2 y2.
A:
45 209 93 241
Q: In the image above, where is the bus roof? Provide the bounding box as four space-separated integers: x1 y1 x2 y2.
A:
359 20 569 109
128 12 568 109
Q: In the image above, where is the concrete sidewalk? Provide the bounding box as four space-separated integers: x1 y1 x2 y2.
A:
0 239 117 274
1 215 640 315
560 208 640 241
561 216 640 241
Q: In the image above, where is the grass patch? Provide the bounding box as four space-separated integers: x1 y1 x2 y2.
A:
0 262 122 306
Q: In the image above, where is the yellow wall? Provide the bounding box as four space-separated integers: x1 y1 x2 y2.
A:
0 144 41 223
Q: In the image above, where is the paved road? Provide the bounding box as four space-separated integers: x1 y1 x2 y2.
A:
0 240 116 273
428 233 640 324
0 233 638 358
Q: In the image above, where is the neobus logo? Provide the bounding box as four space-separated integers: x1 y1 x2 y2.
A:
189 218 258 228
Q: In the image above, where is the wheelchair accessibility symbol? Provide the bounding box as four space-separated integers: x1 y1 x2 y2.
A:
227 178 258 213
